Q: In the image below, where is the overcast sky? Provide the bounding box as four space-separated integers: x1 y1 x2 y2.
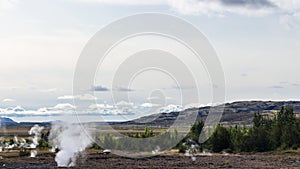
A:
0 0 300 122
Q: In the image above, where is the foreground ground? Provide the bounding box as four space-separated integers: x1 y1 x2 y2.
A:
0 151 300 169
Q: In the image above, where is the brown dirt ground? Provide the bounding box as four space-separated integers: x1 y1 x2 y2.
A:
0 151 300 169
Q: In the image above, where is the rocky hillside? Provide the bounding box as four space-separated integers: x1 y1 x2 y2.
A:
124 101 300 127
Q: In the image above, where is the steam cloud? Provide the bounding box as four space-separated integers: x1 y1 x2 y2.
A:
49 123 93 167
184 139 199 161
28 124 44 157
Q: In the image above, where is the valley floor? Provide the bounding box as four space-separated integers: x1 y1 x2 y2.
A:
0 151 300 169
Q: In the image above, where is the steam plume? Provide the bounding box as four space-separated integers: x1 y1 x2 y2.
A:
28 124 44 157
49 124 92 167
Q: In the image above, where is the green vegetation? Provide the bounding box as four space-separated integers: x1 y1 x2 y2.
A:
90 106 299 154
19 149 30 156
183 106 300 153
3 106 299 155
90 126 180 152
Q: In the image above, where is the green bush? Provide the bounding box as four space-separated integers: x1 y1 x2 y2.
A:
19 149 30 157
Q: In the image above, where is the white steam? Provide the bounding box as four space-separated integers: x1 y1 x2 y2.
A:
28 124 44 149
49 146 56 153
199 150 212 156
28 124 44 157
14 136 19 144
49 124 93 167
184 139 199 161
30 150 37 158
152 146 160 155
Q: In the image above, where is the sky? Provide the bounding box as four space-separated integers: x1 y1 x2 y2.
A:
0 0 300 122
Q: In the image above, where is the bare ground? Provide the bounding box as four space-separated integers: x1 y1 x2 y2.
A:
0 152 299 169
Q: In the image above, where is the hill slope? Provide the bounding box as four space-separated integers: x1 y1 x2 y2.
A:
123 101 300 126
0 117 17 125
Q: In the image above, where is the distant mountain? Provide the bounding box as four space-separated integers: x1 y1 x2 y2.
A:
0 117 52 126
2 101 300 127
0 117 17 125
121 101 300 127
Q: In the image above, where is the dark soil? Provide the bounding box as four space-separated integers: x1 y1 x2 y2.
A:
0 152 299 169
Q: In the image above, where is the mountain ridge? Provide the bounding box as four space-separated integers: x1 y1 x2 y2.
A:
123 100 300 126
1 101 300 126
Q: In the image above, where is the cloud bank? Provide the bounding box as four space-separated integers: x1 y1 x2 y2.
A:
58 94 98 101
75 0 300 16
91 85 134 92
2 98 15 102
91 85 109 92
0 101 186 118
73 0 300 30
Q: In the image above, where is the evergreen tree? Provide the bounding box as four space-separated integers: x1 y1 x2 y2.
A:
210 124 231 152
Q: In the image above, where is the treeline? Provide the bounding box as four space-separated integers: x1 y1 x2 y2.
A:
35 106 298 153
91 127 180 152
181 106 300 153
92 106 300 153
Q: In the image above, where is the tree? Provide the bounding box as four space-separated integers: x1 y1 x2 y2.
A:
253 112 263 128
178 106 300 153
210 124 231 152
189 121 204 143
143 127 154 138
271 107 300 149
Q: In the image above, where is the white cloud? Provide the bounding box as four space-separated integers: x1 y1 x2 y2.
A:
58 95 75 100
53 103 75 110
0 104 74 116
58 94 97 101
116 100 134 107
0 0 18 10
0 102 133 116
184 103 202 109
279 12 300 30
74 0 286 16
167 0 226 16
169 0 278 16
2 98 15 102
159 104 183 113
74 0 164 5
88 103 114 110
0 106 60 116
147 96 173 101
12 105 25 112
74 0 300 22
271 1 300 29
270 0 300 11
87 103 134 115
78 94 98 100
0 102 203 117
73 0 300 32
37 107 49 112
140 102 160 108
